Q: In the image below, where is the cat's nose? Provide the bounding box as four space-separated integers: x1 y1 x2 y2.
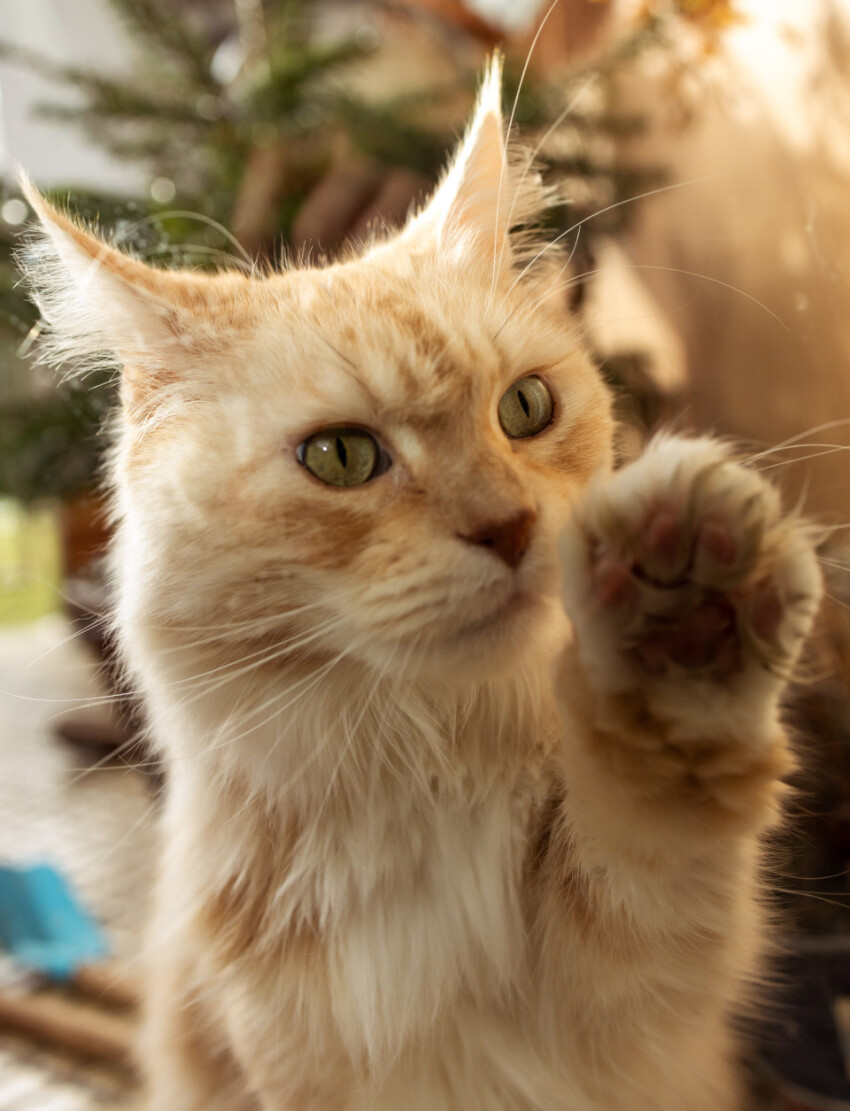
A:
460 508 537 569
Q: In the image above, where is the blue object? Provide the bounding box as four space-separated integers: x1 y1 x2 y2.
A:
0 863 109 981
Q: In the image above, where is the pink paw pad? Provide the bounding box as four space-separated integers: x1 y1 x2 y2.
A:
593 555 637 609
633 594 739 675
571 444 817 686
644 510 683 566
696 519 738 569
637 508 689 582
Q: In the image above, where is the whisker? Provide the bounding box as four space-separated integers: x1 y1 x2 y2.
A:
495 174 726 313
1 686 137 709
59 722 156 787
61 630 346 786
493 69 600 313
115 209 254 270
743 419 850 462
817 558 850 572
144 603 327 635
50 615 347 785
771 887 850 915
599 263 788 331
0 605 336 719
138 608 329 657
758 446 850 471
205 650 351 762
24 617 104 668
312 653 394 822
497 256 790 340
503 0 561 156
154 616 340 691
260 649 373 787
488 0 564 306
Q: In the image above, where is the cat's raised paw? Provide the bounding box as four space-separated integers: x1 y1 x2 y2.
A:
560 436 822 699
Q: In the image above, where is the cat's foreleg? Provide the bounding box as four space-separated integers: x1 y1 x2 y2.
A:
541 436 821 1099
138 945 256 1111
558 434 821 853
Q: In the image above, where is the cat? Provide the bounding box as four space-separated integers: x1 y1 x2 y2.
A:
19 56 822 1111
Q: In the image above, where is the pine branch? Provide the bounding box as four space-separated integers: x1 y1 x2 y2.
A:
0 387 113 502
0 38 105 91
0 40 199 125
35 91 213 128
245 39 372 123
331 97 452 177
103 0 217 93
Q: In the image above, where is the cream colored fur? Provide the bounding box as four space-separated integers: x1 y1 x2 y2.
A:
19 58 821 1111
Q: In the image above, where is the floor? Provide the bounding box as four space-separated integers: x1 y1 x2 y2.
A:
0 615 155 1109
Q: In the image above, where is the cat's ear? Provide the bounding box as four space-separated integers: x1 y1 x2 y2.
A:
399 55 542 270
17 174 250 418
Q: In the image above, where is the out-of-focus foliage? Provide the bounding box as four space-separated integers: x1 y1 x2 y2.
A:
0 0 703 502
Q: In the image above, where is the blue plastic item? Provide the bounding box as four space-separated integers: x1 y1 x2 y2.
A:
0 863 109 982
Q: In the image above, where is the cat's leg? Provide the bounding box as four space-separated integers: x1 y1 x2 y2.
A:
138 944 256 1111
557 434 821 825
218 976 356 1111
542 435 821 1109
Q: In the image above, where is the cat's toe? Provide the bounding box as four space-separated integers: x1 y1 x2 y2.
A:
631 593 740 677
561 435 822 696
635 506 692 585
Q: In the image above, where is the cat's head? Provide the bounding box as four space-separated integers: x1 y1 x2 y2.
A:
20 58 613 684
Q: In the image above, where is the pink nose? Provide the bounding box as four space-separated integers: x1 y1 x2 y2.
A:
460 508 536 569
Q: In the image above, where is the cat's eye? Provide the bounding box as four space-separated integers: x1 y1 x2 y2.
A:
297 427 388 487
498 376 553 439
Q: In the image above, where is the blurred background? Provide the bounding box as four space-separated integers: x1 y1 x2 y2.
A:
2 0 850 1107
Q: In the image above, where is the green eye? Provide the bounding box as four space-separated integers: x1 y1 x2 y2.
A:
297 427 385 487
498 376 553 439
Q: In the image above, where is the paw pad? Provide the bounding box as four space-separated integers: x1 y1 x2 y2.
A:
563 437 822 688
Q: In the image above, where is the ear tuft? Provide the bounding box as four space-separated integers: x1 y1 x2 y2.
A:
17 174 191 382
475 50 504 123
395 54 551 274
15 173 258 420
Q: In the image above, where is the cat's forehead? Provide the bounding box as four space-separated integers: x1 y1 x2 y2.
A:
266 263 500 415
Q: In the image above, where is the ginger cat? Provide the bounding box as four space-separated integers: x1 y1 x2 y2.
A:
20 58 821 1111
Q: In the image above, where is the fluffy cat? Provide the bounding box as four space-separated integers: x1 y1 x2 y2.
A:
20 58 822 1111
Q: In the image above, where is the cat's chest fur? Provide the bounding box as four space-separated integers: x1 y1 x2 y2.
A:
155 664 560 1069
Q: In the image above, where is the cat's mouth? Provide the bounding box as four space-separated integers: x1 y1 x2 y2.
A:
457 587 538 639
